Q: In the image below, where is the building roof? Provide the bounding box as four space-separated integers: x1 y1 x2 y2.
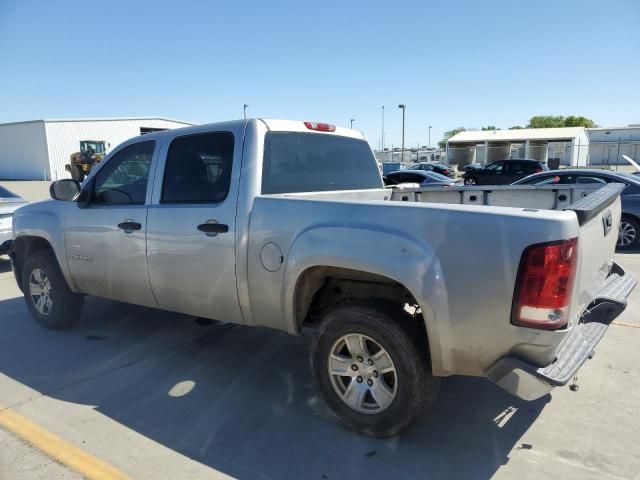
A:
587 126 640 133
0 117 194 127
448 127 587 144
587 125 640 142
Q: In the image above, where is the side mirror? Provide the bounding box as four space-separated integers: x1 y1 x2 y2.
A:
50 179 81 201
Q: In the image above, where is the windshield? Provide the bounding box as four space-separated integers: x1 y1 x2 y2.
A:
262 132 383 194
615 172 640 183
427 171 452 182
0 186 19 199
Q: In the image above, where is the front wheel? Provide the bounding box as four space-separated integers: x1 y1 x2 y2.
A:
22 250 84 329
464 177 477 185
310 304 440 437
70 165 83 182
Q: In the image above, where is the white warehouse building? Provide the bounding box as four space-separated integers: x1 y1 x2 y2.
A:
447 127 590 168
0 117 193 180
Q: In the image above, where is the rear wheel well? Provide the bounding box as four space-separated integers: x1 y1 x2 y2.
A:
13 236 55 290
295 267 428 348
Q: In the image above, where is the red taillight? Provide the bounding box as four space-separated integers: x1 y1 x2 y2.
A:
443 169 450 175
511 238 578 330
304 121 336 132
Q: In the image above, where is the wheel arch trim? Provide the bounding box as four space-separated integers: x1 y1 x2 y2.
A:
281 225 452 376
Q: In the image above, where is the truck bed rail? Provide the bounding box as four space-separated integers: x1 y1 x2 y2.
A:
389 184 609 214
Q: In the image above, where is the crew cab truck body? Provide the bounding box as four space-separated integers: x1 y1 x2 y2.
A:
6 119 635 437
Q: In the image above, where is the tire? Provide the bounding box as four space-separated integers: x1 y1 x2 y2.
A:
464 176 478 185
22 250 84 329
310 303 440 437
617 215 640 250
70 165 82 182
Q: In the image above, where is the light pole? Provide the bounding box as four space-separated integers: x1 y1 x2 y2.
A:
398 104 406 163
243 104 249 120
428 125 432 149
350 118 355 129
381 106 385 150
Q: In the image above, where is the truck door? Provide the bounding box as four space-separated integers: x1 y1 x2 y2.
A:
64 140 157 307
145 127 244 323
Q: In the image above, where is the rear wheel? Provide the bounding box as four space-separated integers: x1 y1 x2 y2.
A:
22 250 84 329
464 176 477 185
618 215 639 250
310 303 440 437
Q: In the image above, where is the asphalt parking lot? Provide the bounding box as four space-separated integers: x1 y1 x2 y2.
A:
1 182 639 479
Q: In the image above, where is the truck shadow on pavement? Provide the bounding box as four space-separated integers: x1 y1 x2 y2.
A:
0 293 549 480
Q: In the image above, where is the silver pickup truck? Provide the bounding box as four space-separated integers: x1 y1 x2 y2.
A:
2 119 635 437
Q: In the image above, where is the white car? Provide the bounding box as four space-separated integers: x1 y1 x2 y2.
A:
0 185 27 251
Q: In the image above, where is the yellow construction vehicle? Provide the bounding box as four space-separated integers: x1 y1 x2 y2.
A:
65 140 106 182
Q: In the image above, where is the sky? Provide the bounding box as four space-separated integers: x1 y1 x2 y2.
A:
0 0 638 149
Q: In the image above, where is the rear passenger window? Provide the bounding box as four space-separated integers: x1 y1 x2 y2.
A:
162 132 234 203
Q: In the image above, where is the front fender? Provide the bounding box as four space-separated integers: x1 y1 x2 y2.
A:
282 225 452 376
12 201 78 292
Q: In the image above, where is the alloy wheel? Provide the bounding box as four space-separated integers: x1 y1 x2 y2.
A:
327 333 398 414
618 221 637 247
29 268 53 315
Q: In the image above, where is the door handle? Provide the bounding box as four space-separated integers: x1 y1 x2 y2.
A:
118 221 142 232
197 222 229 234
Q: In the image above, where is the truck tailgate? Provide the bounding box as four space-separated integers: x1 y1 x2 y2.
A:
566 184 626 319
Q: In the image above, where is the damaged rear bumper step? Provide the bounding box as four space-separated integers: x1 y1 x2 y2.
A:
487 263 636 401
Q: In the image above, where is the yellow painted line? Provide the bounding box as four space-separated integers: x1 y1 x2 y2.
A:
612 320 640 329
0 405 131 480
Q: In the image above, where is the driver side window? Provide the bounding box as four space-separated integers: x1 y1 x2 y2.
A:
486 162 503 172
92 141 155 205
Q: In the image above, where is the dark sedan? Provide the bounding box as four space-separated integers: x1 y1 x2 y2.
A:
462 159 547 185
407 162 456 178
384 170 459 187
514 169 640 249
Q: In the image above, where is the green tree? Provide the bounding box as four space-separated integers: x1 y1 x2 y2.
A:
527 115 566 128
509 125 524 130
564 115 596 128
526 115 596 128
481 125 499 131
439 127 466 149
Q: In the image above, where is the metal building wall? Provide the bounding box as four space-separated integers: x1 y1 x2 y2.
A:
0 121 50 180
44 118 192 180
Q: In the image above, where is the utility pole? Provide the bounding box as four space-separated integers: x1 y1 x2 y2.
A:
398 104 406 163
428 125 432 149
243 104 249 120
350 118 355 129
381 106 385 150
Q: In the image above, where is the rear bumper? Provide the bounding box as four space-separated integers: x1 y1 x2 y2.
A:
487 262 636 401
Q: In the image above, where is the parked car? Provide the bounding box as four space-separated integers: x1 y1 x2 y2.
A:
463 159 548 185
3 119 634 438
0 186 27 253
408 162 456 178
514 169 640 249
384 170 458 186
461 162 483 173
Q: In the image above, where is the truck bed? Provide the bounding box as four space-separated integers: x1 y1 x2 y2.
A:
249 184 623 377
